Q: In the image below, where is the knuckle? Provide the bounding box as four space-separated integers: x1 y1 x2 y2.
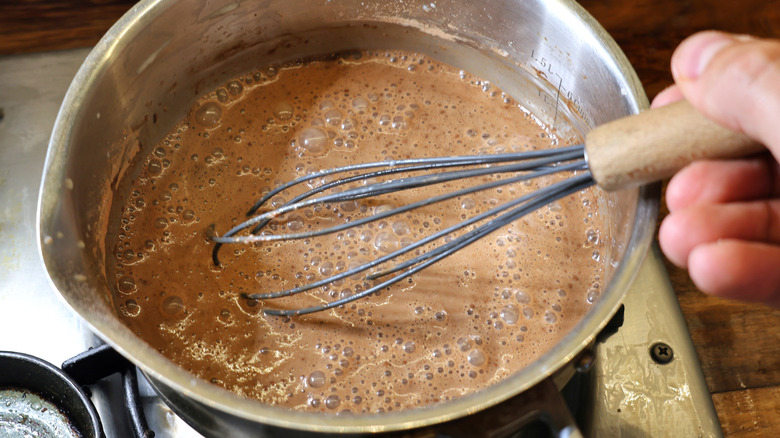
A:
769 200 780 243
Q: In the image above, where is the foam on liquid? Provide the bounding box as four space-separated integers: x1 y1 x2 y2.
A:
106 51 606 414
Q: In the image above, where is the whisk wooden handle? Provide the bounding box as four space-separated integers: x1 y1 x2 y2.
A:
585 99 763 191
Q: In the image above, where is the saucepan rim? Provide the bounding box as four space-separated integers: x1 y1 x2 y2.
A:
38 0 656 433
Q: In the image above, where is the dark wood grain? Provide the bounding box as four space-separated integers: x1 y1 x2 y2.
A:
713 387 780 437
671 260 780 393
581 0 780 97
0 0 137 55
2 0 780 436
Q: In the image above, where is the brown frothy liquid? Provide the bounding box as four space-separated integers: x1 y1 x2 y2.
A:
106 50 606 413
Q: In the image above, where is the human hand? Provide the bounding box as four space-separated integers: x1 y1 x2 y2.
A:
655 31 780 305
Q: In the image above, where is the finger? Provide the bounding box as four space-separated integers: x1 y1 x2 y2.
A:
665 155 778 211
659 199 780 267
688 240 780 307
650 85 684 108
671 31 780 159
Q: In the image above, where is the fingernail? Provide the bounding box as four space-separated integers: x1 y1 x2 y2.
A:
672 31 735 81
650 84 683 108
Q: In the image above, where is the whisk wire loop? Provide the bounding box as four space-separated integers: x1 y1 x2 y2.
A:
211 147 584 265
245 145 585 215
260 172 595 316
211 145 595 315
214 156 585 245
246 161 588 301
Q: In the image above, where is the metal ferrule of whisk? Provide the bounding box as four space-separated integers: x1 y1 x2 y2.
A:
212 144 594 316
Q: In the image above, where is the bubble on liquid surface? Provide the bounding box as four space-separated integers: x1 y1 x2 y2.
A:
308 370 326 388
121 299 141 317
392 220 410 236
352 96 369 111
218 309 232 324
500 305 519 325
194 102 222 127
154 217 168 229
515 291 531 304
319 99 335 111
324 108 342 126
117 276 137 294
273 101 294 120
339 201 358 212
162 295 184 315
585 228 599 247
286 214 304 231
457 337 472 352
340 118 355 131
467 349 486 367
226 80 243 96
373 232 399 252
325 395 340 409
148 159 162 176
320 262 334 276
299 127 328 155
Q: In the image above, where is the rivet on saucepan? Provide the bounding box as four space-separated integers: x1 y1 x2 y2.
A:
650 342 674 364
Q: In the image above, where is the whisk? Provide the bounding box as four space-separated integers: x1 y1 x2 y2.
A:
212 101 761 316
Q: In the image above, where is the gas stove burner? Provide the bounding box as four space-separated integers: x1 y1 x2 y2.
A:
62 345 155 438
0 347 155 438
0 351 102 438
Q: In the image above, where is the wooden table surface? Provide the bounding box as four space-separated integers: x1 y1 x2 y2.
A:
2 1 779 436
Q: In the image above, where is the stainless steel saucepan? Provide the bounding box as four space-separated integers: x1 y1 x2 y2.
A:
38 0 657 435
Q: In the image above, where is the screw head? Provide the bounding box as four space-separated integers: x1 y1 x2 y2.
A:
650 342 674 364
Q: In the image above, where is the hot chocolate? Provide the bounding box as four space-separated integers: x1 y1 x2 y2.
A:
106 50 606 413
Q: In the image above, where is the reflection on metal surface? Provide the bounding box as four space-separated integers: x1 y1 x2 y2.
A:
0 49 93 363
0 49 201 438
586 245 722 437
0 388 79 437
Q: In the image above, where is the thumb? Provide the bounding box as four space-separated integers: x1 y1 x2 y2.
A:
671 31 780 159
